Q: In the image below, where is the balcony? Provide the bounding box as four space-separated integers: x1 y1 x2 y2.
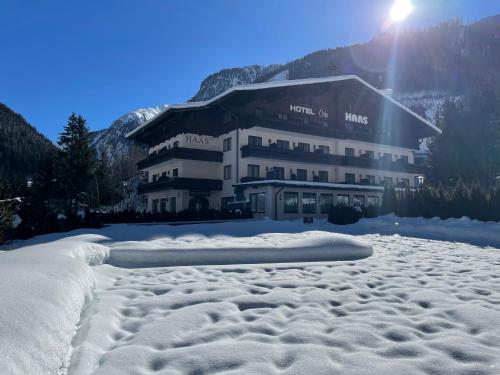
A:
138 147 223 169
138 177 223 194
240 145 425 174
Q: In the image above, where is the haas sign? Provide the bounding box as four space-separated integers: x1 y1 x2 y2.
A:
345 112 369 125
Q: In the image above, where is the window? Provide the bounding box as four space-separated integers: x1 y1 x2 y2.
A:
400 178 410 187
365 150 375 159
297 142 310 152
172 168 178 177
249 193 266 213
223 137 232 152
224 165 232 180
367 196 380 207
383 153 392 161
161 171 167 178
366 175 376 185
302 193 316 214
383 177 393 187
160 198 167 213
277 113 288 121
152 199 159 213
284 192 299 213
276 140 289 149
317 145 330 154
318 171 328 182
320 194 334 214
336 194 350 206
353 195 365 207
248 135 262 147
221 197 234 210
152 174 158 182
345 173 356 184
224 112 232 123
297 169 307 181
173 140 179 148
247 164 260 178
345 147 355 157
170 197 176 213
400 155 409 164
273 167 285 180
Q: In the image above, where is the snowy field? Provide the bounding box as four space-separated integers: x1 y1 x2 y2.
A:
1 216 500 375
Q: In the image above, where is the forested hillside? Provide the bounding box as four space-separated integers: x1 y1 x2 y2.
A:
0 103 55 185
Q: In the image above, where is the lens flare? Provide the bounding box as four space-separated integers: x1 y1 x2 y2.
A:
390 0 413 22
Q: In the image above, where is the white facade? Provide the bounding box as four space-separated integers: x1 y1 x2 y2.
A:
140 127 420 219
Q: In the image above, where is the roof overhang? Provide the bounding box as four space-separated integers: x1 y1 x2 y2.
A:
127 75 441 140
234 179 385 192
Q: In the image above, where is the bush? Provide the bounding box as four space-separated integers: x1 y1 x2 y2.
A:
328 205 362 225
362 205 380 218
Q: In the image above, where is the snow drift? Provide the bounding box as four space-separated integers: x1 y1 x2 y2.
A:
0 240 109 375
106 232 373 268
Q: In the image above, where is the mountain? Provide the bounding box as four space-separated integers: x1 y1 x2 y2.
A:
190 64 283 102
91 106 167 161
90 106 167 177
0 103 55 185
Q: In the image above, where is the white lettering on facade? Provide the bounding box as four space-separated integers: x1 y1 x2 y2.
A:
345 112 369 125
185 135 210 145
289 105 315 115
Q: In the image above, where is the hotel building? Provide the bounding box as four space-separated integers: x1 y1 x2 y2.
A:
127 75 440 220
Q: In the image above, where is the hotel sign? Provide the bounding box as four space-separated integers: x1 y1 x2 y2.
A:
345 112 369 125
184 134 211 145
289 105 328 119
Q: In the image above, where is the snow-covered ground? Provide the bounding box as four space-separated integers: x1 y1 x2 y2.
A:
2 216 500 375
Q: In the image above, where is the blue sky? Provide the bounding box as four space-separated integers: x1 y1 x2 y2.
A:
1 0 499 141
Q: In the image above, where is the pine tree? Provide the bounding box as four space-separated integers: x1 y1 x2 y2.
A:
94 152 116 207
55 113 95 218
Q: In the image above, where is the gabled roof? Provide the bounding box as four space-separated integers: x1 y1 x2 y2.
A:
127 75 441 139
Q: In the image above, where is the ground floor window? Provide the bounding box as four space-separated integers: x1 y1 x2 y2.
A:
367 196 380 207
320 193 333 214
152 199 159 213
302 193 316 214
353 195 365 207
336 194 349 206
160 198 167 213
249 193 266 213
283 192 299 213
170 197 176 212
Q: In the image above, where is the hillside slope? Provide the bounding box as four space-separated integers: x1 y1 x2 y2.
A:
0 103 55 185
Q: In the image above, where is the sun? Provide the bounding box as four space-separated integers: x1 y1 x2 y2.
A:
390 0 413 22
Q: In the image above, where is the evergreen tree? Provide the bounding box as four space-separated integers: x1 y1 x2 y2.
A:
428 88 500 186
94 152 116 206
55 113 95 217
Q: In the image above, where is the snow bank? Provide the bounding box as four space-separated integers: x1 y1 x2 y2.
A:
334 214 500 248
0 240 109 375
106 231 373 268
